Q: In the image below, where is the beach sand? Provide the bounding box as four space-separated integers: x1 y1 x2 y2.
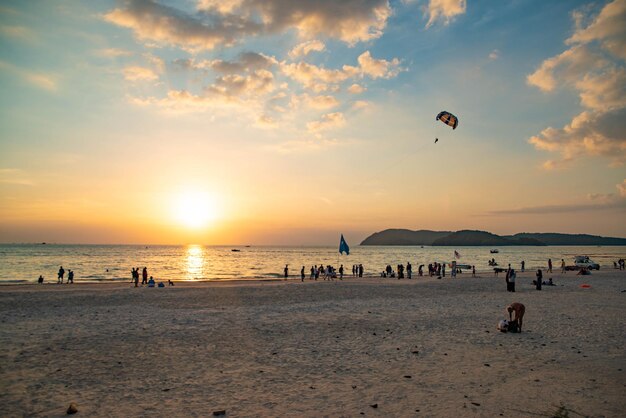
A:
1 270 624 417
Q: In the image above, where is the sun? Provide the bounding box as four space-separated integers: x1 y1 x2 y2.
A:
174 191 218 228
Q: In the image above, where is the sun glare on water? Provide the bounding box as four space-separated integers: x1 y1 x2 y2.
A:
174 191 218 229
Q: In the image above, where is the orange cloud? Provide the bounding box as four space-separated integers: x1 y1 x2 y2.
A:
425 0 467 28
306 112 345 132
527 0 626 168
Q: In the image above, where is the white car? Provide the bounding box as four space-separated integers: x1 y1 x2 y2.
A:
574 256 600 270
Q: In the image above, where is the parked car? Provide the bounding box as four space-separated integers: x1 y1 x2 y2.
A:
574 256 600 270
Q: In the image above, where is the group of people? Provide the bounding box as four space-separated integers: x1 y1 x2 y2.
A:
130 267 174 287
131 267 149 287
291 264 364 281
37 266 76 284
381 263 412 278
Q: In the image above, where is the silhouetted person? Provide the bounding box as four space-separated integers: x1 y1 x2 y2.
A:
38 275 44 284
284 264 289 278
548 258 552 273
57 266 65 284
300 266 305 282
142 267 148 285
536 269 543 290
67 270 74 284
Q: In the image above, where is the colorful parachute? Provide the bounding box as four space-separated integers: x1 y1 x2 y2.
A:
436 111 458 130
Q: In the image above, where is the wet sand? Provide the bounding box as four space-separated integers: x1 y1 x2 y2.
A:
1 269 625 417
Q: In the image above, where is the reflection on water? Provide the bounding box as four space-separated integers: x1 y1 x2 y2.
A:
0 244 624 283
185 245 204 281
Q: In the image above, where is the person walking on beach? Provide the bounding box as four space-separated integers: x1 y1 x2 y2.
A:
418 264 423 276
521 260 525 272
472 265 476 277
561 259 566 273
442 263 445 278
358 264 363 278
407 262 412 279
507 302 525 332
142 267 148 285
339 264 344 280
536 269 543 290
67 270 74 284
284 264 289 279
548 258 552 273
300 266 305 281
57 266 65 284
38 275 44 284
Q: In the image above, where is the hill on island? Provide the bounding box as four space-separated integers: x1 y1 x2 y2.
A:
360 229 452 245
360 229 626 246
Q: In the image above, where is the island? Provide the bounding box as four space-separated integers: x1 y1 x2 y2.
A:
360 229 626 246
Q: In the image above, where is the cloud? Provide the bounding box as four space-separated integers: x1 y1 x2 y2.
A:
618 179 626 197
486 200 626 216
0 25 36 42
104 0 391 51
352 100 370 110
347 83 366 94
357 51 401 79
177 52 276 74
200 0 392 45
291 94 339 110
306 112 345 132
488 49 499 60
289 40 325 58
206 69 275 97
281 51 402 90
103 0 258 52
567 0 626 60
527 0 626 168
123 65 158 81
0 168 34 186
0 61 57 91
94 48 133 58
425 0 467 28
529 108 626 167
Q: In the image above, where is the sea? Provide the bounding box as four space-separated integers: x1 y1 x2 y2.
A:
0 244 624 285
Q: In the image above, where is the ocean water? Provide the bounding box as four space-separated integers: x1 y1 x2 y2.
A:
0 244 624 284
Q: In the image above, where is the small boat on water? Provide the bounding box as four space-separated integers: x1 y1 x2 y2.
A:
490 249 499 254
231 249 241 252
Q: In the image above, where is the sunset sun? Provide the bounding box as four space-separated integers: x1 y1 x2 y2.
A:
174 191 218 229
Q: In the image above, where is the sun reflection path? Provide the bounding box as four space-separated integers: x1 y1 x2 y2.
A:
185 245 205 281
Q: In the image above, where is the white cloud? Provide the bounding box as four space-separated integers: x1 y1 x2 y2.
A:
488 49 499 60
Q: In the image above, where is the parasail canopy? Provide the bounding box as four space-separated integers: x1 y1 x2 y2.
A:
436 111 459 130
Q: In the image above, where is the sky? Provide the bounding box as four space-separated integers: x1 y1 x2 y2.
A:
0 0 625 245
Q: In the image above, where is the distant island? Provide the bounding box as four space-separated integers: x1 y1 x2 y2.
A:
360 229 626 246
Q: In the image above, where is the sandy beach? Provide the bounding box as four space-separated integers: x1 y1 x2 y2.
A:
1 270 624 417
